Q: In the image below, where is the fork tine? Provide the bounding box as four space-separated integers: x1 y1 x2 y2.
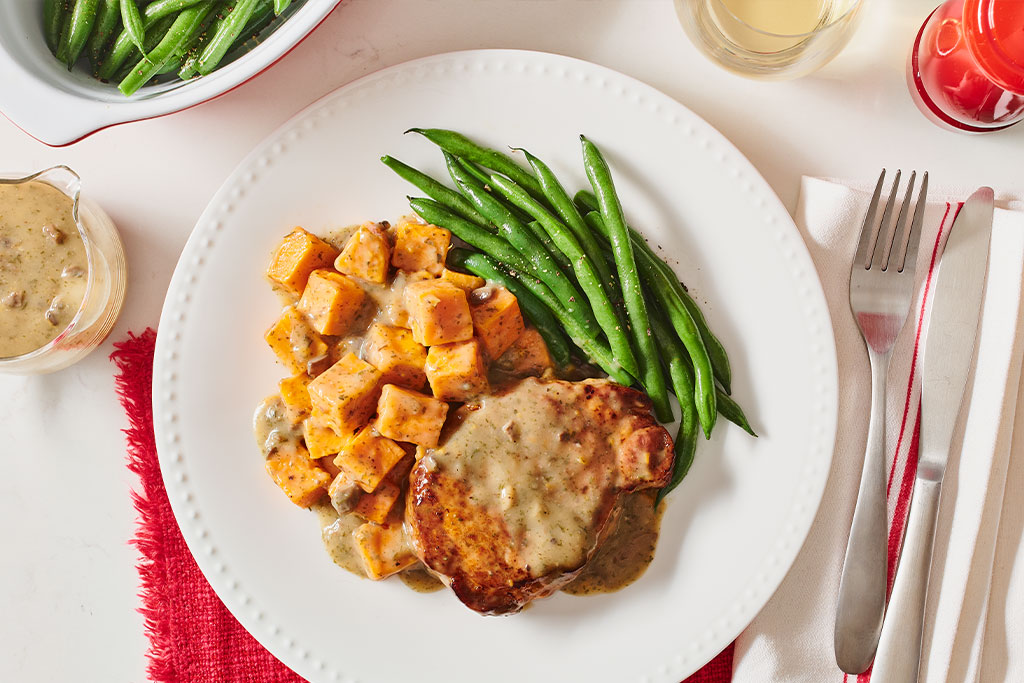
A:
870 170 902 269
884 171 917 271
899 171 929 273
854 170 886 269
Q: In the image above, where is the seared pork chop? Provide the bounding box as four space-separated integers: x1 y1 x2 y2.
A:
405 377 674 615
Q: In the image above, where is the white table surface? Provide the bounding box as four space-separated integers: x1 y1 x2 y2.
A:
2 1 1021 680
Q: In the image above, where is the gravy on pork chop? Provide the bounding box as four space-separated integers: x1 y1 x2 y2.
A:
405 376 675 615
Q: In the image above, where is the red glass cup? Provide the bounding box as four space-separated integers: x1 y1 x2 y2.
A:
908 0 1024 133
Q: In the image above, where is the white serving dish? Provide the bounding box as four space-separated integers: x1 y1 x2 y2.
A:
0 0 341 146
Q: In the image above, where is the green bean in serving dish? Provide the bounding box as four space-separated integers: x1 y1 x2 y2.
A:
43 0 301 96
384 129 757 501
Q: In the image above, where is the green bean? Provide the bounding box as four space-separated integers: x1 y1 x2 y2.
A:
450 250 631 386
177 2 227 80
44 0 68 54
488 173 641 382
715 389 756 437
585 208 716 435
650 311 698 505
576 189 733 394
449 165 598 332
581 136 672 423
517 148 618 299
86 0 120 72
224 0 274 52
381 156 491 230
119 3 213 95
407 128 547 201
525 220 573 275
447 249 572 367
273 0 291 14
57 0 99 68
407 198 530 274
444 154 533 226
97 0 205 80
194 0 260 75
120 0 145 52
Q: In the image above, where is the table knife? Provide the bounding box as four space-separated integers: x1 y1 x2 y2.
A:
871 187 994 682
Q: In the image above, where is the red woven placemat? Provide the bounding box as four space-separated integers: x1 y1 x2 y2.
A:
112 328 732 683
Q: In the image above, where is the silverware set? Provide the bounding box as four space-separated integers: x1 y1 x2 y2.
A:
834 172 994 681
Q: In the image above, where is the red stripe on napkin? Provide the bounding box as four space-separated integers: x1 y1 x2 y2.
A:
112 329 305 683
113 329 732 683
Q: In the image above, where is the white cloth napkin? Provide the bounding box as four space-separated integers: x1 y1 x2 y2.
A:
730 176 1024 683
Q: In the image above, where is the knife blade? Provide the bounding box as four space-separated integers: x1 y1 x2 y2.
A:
871 186 994 683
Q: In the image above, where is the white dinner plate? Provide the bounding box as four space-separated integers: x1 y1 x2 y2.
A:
153 49 838 683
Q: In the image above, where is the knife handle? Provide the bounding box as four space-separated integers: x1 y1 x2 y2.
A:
872 477 942 683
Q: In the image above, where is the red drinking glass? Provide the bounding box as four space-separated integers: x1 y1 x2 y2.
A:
908 0 1024 133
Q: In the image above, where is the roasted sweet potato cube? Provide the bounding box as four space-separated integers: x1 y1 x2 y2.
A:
440 268 485 292
307 353 383 438
493 327 553 378
297 269 365 336
265 306 328 375
375 384 449 447
265 445 331 507
334 425 407 492
335 222 391 284
319 456 342 479
425 339 489 402
391 220 451 275
353 479 401 524
468 285 525 360
278 373 312 420
353 520 417 579
266 228 340 295
302 415 349 460
363 323 427 390
403 279 473 346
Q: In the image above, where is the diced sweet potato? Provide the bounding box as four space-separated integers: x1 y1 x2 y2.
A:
425 339 489 402
278 373 312 420
440 268 485 292
375 384 449 448
353 479 401 524
391 220 451 275
468 285 525 360
493 327 554 378
265 306 328 375
266 228 340 295
319 456 342 479
334 424 407 492
297 269 365 336
403 279 473 346
302 415 349 460
353 520 417 579
265 445 331 507
307 353 383 438
362 323 427 390
335 222 392 284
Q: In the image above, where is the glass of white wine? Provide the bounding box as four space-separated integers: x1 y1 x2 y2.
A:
676 0 863 79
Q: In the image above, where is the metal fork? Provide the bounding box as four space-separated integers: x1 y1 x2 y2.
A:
834 169 929 674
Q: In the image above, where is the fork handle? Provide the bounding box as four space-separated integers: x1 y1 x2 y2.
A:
871 478 942 683
834 348 890 673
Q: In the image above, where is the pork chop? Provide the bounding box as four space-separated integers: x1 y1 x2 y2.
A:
404 377 674 615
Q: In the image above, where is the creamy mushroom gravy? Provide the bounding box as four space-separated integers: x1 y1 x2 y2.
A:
564 491 663 595
253 395 304 457
0 181 89 358
422 379 657 579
